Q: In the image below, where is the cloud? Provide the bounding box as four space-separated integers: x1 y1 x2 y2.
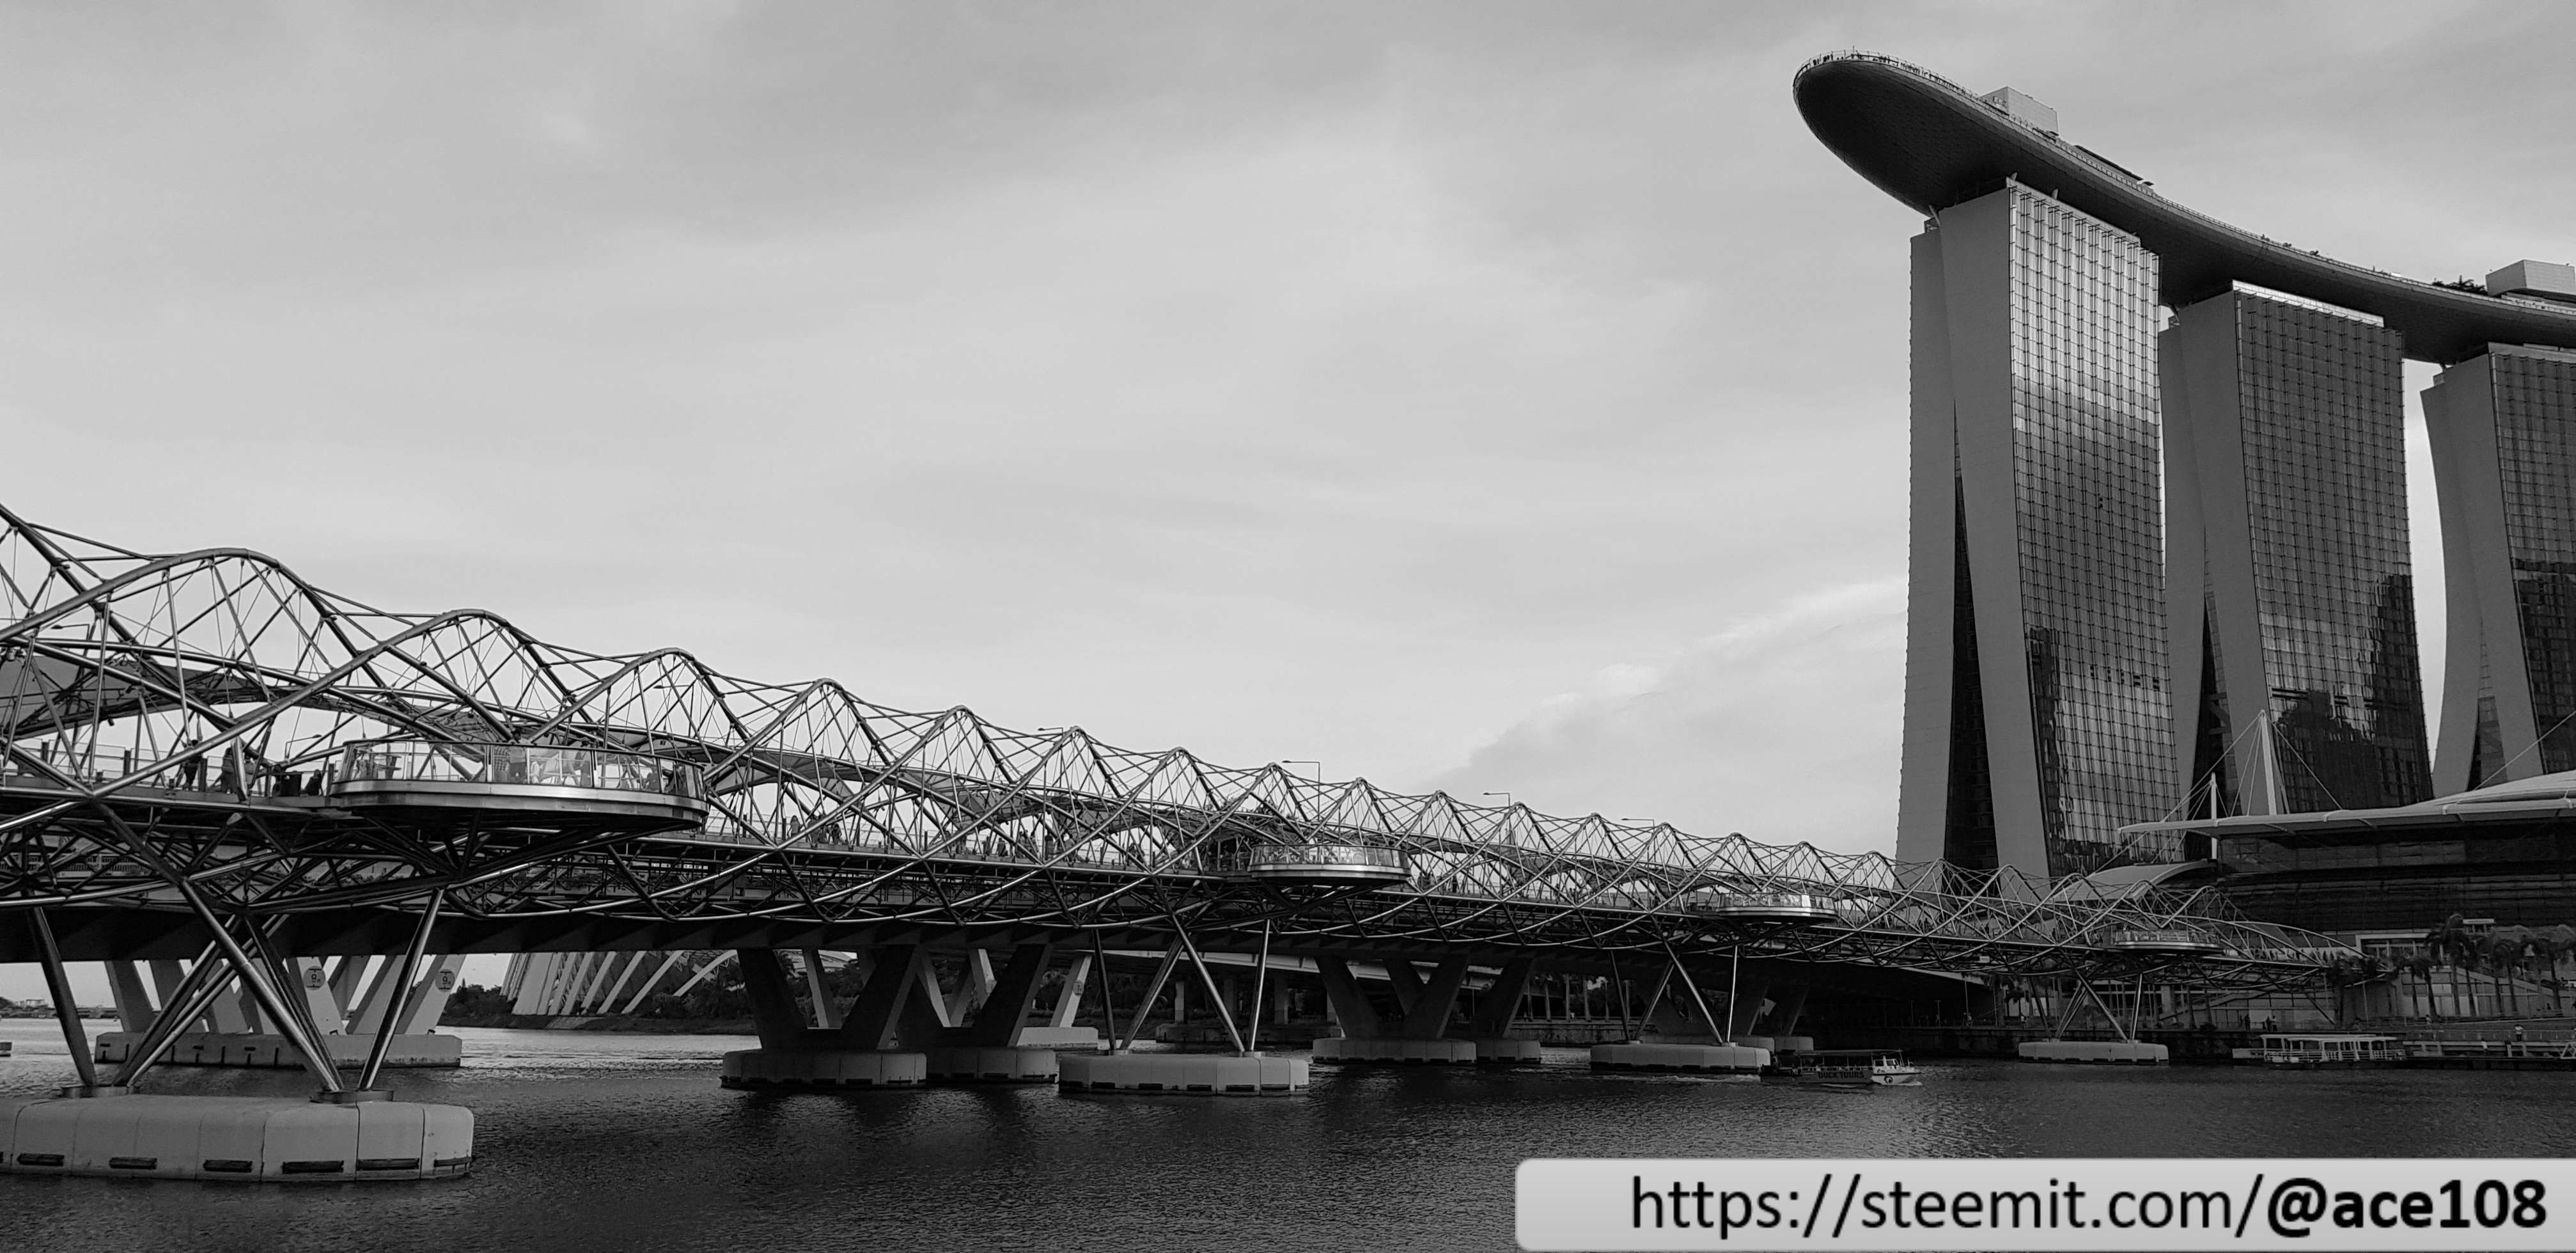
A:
1428 579 1907 856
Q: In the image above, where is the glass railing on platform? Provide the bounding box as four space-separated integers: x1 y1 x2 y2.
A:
1682 890 1843 924
336 741 704 800
2102 929 2227 955
1238 842 1407 885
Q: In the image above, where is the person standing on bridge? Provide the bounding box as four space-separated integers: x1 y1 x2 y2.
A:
175 737 205 789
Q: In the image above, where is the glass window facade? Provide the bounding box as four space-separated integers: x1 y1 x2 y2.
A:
1905 184 2174 879
1999 191 2174 875
2176 291 2430 812
2490 351 2576 773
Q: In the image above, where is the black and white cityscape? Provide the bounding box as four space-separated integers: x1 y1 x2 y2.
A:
4 8 2575 1252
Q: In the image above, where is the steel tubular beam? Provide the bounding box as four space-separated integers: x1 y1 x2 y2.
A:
1117 942 1184 1052
110 946 238 1087
29 908 100 1090
358 889 444 1090
1171 922 1245 1055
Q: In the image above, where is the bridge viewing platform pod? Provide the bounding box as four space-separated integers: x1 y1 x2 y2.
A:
329 741 708 827
1234 842 1407 887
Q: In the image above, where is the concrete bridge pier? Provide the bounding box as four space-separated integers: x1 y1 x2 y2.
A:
2 906 474 1183
1311 954 1477 1064
1591 954 1768 1075
1056 931 1309 1096
924 943 1066 1084
1726 979 1774 1044
1464 957 1541 1062
720 945 933 1089
94 954 465 1071
1745 984 1813 1053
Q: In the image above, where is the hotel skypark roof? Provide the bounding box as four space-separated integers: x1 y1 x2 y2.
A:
1793 51 2576 364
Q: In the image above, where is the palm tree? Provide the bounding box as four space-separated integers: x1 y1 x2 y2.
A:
2422 915 2479 1019
2549 926 2576 1017
2485 927 2539 1018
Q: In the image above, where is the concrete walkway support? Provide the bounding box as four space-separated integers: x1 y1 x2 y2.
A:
1464 957 1542 1063
1593 954 1771 1074
720 945 932 1089
1314 956 1382 1041
95 954 465 1071
1057 926 1309 1096
928 943 1062 1083
720 944 1081 1089
1314 955 1476 1064
1727 979 1774 1043
7 908 475 1184
1749 984 1814 1053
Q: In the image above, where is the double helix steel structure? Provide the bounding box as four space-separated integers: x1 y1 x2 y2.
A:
0 501 2350 995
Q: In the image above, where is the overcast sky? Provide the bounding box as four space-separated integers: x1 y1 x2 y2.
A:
7 2 2575 1001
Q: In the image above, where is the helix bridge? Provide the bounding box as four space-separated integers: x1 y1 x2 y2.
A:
0 500 2348 990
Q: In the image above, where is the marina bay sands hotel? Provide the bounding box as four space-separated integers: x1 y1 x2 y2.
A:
1795 53 2576 896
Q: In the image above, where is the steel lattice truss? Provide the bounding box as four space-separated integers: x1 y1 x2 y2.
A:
0 504 2348 989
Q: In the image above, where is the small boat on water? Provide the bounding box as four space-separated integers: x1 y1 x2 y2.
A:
2239 1034 2403 1068
1776 1048 1921 1088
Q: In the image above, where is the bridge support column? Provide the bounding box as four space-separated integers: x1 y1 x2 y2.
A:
927 943 1061 1084
1728 980 1773 1045
107 961 156 1034
719 945 932 1090
3 915 476 1182
1464 958 1541 1064
1058 920 1310 1096
1314 956 1475 1065
1752 985 1811 1053
1593 954 1768 1075
1314 955 1382 1039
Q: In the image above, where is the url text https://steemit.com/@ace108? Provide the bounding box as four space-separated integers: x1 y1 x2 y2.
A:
1515 1158 2572 1252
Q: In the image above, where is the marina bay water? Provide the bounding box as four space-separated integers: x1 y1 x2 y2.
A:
4 1020 2574 1252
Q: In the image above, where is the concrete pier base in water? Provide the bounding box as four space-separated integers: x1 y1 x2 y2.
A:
720 1048 927 1089
1590 1041 1770 1073
0 1093 472 1182
1056 1052 1309 1095
925 1045 1058 1084
2017 1039 2169 1064
1010 1026 1105 1050
1471 1038 1543 1064
95 1031 462 1070
1311 1037 1476 1065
